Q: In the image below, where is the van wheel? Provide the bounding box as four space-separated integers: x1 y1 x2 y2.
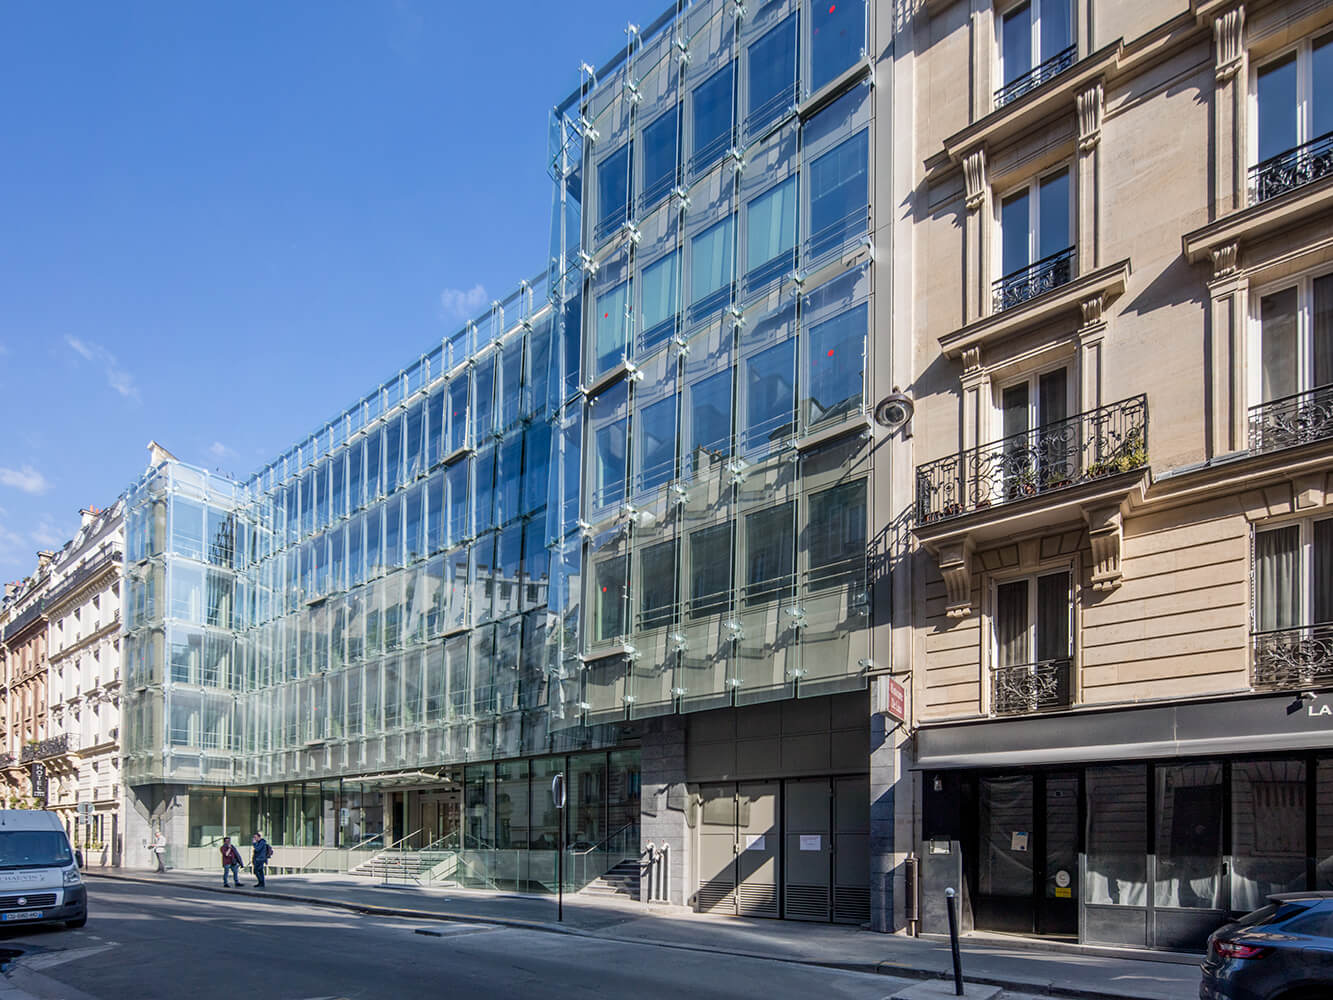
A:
65 916 87 929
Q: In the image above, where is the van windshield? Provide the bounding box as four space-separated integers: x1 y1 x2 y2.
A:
0 831 73 869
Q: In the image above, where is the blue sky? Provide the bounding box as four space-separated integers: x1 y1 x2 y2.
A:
0 1 661 584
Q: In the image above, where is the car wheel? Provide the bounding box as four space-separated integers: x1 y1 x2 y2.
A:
65 915 87 929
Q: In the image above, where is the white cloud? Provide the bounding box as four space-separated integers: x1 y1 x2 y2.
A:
30 519 66 550
0 465 50 495
65 335 139 400
439 283 489 321
208 441 236 461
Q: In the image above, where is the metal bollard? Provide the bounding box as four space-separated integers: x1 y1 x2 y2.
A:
945 887 964 996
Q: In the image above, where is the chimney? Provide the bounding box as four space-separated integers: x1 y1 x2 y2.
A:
36 551 54 571
80 507 97 528
3 582 16 601
146 440 179 467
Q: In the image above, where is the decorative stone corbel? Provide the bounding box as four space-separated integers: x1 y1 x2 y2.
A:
1210 241 1239 279
1083 505 1125 592
937 539 975 619
963 147 988 212
1214 6 1245 83
1080 292 1106 329
960 346 983 376
1077 81 1104 152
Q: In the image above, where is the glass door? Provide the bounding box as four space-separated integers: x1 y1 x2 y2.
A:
1040 773 1080 935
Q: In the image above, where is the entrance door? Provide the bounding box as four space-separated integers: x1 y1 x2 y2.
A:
695 782 780 917
784 778 832 921
975 772 1079 936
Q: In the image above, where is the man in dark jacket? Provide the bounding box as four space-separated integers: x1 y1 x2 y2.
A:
250 832 272 888
220 837 244 887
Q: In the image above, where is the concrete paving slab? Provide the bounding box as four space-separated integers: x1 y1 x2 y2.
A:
889 982 1002 1000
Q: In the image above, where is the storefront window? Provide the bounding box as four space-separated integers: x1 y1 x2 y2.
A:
495 759 530 851
1154 762 1223 909
188 788 224 847
1085 765 1147 905
1319 760 1333 891
464 765 494 848
1232 759 1308 911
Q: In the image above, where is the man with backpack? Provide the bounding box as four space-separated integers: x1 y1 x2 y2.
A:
250 831 273 888
220 836 244 887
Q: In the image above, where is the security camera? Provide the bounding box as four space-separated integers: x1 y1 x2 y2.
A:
873 390 914 435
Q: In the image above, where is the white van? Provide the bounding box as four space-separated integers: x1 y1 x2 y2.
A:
0 810 87 930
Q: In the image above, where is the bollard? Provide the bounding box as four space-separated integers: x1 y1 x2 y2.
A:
945 887 964 996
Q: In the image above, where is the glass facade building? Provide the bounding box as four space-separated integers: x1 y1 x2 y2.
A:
121 0 884 916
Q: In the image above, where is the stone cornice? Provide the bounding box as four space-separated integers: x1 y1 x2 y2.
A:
1134 438 1333 518
1182 175 1333 265
47 619 120 665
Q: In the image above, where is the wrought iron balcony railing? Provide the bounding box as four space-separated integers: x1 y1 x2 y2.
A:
1248 383 1333 455
992 246 1075 314
19 734 70 763
1252 624 1333 691
994 45 1077 109
992 657 1071 715
916 394 1148 525
1249 131 1333 205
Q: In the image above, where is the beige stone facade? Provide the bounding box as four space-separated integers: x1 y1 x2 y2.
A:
902 0 1333 950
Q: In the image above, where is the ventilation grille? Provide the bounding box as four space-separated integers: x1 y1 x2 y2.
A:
696 878 735 913
736 882 778 917
784 883 829 921
834 885 870 923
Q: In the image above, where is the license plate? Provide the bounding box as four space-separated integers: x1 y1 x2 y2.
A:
1 911 43 921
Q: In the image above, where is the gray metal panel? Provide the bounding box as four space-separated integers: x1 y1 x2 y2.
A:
833 775 870 923
784 778 831 921
696 784 737 913
736 782 779 917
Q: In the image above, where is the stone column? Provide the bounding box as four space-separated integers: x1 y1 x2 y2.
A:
639 715 689 905
1206 242 1248 457
869 700 896 932
1213 5 1247 216
969 0 994 122
964 148 989 324
960 347 990 453
1076 81 1104 273
1078 294 1108 412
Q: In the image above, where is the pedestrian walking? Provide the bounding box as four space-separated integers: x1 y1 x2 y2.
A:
250 832 272 888
220 836 244 887
152 829 167 873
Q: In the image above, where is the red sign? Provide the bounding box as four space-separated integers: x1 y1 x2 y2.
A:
884 677 906 723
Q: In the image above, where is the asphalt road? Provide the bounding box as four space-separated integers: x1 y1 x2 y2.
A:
0 880 922 1000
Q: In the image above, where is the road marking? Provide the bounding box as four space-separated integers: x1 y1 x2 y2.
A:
22 943 117 971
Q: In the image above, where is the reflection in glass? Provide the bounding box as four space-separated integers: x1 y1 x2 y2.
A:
804 302 865 428
689 523 732 618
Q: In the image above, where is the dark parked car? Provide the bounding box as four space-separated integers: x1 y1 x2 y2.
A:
1200 892 1333 1000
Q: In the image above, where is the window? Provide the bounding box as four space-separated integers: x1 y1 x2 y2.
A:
596 144 631 243
171 499 205 561
473 354 495 444
991 570 1072 713
745 502 795 606
691 65 734 175
640 107 679 211
746 176 798 291
743 339 796 451
591 383 629 511
447 376 470 454
474 448 496 536
808 0 865 95
1000 168 1071 280
807 129 868 263
639 540 678 630
1254 275 1333 405
997 0 1074 106
1254 519 1333 632
637 395 677 494
996 366 1071 492
686 369 732 476
807 479 866 590
445 460 470 546
689 523 732 618
1252 34 1333 202
746 15 798 138
803 302 866 429
593 282 629 378
639 251 680 354
690 217 735 323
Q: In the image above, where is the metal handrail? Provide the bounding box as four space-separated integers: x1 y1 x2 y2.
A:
994 44 1077 108
1248 130 1333 205
571 820 637 857
385 828 424 852
1247 382 1333 455
992 246 1076 314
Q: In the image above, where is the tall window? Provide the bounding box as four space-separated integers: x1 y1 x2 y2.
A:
807 479 866 591
1254 519 1333 633
640 107 679 212
997 367 1071 493
691 65 735 176
998 0 1074 104
808 129 868 263
594 282 629 378
689 217 735 322
639 540 678 630
689 523 732 618
592 555 628 642
1255 34 1333 168
745 502 795 606
803 302 866 429
1000 168 1071 280
746 176 798 291
746 14 798 138
596 145 631 243
639 251 679 354
686 369 733 476
992 570 1072 713
743 339 796 451
1255 274 1333 404
808 0 865 95
637 395 677 494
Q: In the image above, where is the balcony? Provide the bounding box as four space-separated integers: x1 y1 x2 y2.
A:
19 734 70 763
916 394 1148 525
992 247 1075 314
991 657 1071 715
1252 624 1333 691
994 45 1077 110
1249 131 1333 206
1248 384 1333 456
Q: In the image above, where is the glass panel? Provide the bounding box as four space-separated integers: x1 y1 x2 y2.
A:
640 251 680 354
1038 169 1070 259
687 369 733 474
1045 774 1078 901
594 282 629 377
445 460 470 546
593 554 628 642
1315 35 1333 141
744 339 796 452
1035 571 1070 661
1257 53 1297 163
641 106 679 211
448 376 470 454
1261 288 1298 402
807 130 867 262
596 144 631 241
691 64 735 175
1154 762 1224 909
1318 760 1333 891
1038 369 1068 427
365 427 382 503
639 539 678 631
499 336 523 432
1231 759 1308 911
1315 519 1333 626
809 0 864 93
638 395 677 494
522 422 551 517
1039 0 1072 63
747 14 798 137
474 448 496 536
690 216 735 320
172 499 205 561
803 301 865 429
1314 275 1333 390
1002 3 1033 85
979 775 1034 897
807 478 865 591
384 415 403 494
591 383 629 512
473 354 495 444
1003 383 1031 439
995 580 1030 667
689 523 732 618
746 176 798 288
1255 525 1300 631
745 501 795 606
1001 189 1031 277
1086 765 1147 905
495 435 523 528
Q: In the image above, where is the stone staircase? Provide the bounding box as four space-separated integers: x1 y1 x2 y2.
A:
350 849 457 883
577 858 641 899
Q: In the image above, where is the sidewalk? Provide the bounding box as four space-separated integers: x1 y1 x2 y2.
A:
84 868 1201 1000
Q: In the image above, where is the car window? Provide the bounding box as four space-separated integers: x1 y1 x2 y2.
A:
1234 902 1305 928
1282 910 1333 938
